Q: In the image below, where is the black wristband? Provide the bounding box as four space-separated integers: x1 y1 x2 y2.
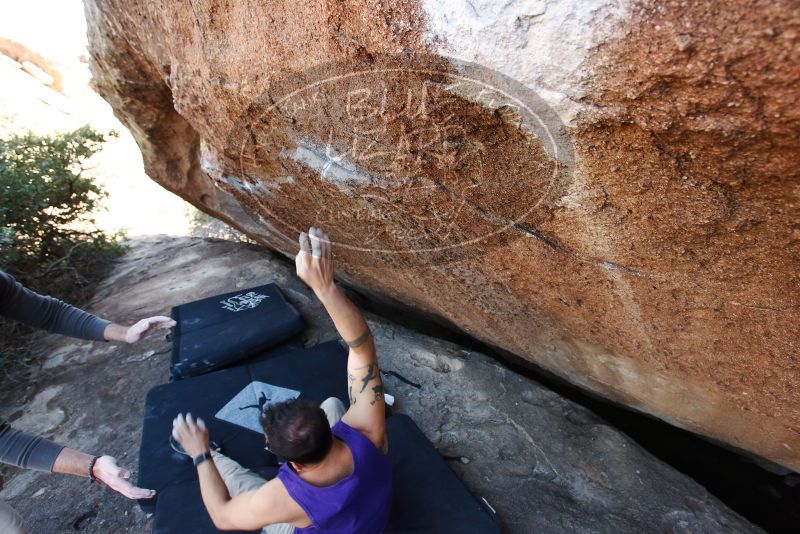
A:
193 451 213 467
88 455 101 484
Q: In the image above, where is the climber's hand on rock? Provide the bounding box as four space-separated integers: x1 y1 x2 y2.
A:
296 227 334 296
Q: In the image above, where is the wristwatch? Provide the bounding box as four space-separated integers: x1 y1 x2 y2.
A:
193 451 213 467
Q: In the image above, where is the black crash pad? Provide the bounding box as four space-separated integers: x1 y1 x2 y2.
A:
138 340 349 514
153 463 278 534
170 283 305 380
151 415 499 534
142 331 498 533
152 481 263 534
383 415 499 533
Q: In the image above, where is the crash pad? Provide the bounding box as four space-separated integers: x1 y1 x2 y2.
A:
152 481 262 534
138 340 349 513
383 415 499 533
170 283 304 380
151 415 498 533
141 336 498 532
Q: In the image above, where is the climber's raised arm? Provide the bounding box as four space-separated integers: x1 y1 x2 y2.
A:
294 227 386 451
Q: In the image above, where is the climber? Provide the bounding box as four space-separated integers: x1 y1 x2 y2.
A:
172 226 392 533
0 271 173 534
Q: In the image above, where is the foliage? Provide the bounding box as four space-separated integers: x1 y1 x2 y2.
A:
0 125 125 362
189 207 250 242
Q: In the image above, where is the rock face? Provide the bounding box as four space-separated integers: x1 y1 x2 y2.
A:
84 0 800 471
0 236 760 532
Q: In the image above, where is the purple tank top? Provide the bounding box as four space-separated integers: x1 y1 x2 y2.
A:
277 420 392 533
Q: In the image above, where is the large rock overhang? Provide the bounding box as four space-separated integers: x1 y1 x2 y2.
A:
84 0 800 471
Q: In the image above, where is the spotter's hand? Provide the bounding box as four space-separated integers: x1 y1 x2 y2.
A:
124 316 175 344
295 227 334 296
92 456 156 500
172 413 210 458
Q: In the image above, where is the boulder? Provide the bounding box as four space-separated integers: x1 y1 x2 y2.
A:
83 0 800 471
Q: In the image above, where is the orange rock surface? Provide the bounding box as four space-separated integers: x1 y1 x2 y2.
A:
85 0 800 470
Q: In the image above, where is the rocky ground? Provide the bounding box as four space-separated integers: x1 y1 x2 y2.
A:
0 236 759 533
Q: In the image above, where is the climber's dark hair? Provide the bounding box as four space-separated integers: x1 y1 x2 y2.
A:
260 398 333 464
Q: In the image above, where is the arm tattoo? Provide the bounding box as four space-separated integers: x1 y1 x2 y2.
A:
370 384 384 405
346 329 371 349
348 372 356 405
359 363 379 394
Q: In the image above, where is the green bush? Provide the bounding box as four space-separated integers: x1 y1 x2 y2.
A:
0 125 125 307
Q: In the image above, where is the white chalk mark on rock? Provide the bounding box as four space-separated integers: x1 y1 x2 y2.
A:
282 136 401 194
